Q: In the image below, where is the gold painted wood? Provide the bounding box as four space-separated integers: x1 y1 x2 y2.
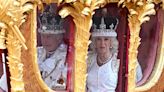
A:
118 1 156 92
0 0 41 91
0 0 28 91
59 1 95 92
6 25 25 92
21 5 51 92
0 27 6 49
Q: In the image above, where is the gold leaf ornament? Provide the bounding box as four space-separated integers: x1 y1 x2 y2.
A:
118 0 125 6
137 1 143 6
129 9 138 15
0 22 7 28
65 0 76 3
138 3 156 23
0 28 7 49
84 0 92 6
73 2 86 13
82 7 91 15
118 1 157 92
0 0 43 91
59 7 72 18
139 16 150 24
59 6 79 18
22 3 34 14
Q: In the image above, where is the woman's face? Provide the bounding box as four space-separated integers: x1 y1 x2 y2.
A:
41 33 63 52
95 36 111 54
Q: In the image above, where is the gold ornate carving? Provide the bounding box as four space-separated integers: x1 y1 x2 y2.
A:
0 0 41 91
59 1 94 92
0 27 6 49
162 1 164 9
118 1 156 92
6 27 24 92
21 5 50 92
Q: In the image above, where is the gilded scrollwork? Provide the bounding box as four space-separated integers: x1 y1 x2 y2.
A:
59 1 96 91
117 0 156 92
0 0 41 91
6 28 24 92
0 25 7 49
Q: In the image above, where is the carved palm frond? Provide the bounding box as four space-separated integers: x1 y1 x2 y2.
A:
0 0 42 91
0 22 7 49
59 1 92 92
0 0 42 49
119 0 156 24
58 0 111 91
118 0 156 92
59 0 111 18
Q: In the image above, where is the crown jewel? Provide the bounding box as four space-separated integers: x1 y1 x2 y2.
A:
92 16 119 37
100 17 106 29
38 5 65 34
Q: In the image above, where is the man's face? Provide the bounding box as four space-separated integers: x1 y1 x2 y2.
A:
41 33 63 52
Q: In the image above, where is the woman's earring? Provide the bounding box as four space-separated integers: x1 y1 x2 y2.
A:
110 46 113 49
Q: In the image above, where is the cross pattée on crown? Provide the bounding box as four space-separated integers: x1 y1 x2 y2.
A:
99 17 115 32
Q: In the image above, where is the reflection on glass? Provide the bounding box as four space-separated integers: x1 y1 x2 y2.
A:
37 4 67 91
0 74 7 92
86 8 120 92
136 61 143 83
0 53 8 92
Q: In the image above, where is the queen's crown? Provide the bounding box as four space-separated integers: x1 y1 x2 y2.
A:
93 17 118 32
92 16 119 37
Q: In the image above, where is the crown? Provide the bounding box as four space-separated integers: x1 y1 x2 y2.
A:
92 17 119 37
38 5 65 34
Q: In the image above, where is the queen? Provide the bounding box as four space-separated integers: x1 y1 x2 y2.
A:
86 15 120 92
86 8 143 91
